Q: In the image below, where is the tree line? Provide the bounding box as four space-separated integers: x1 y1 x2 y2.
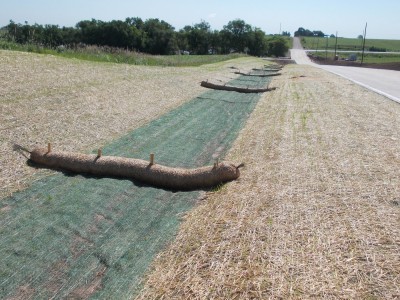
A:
3 18 289 57
294 27 326 37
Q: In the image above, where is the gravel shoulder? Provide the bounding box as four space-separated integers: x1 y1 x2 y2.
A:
137 64 400 299
0 51 260 198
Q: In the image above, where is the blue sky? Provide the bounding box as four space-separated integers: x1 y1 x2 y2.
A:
1 0 399 39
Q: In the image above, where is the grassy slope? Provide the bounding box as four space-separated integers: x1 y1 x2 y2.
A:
0 51 275 299
137 65 400 299
0 50 263 199
0 40 246 67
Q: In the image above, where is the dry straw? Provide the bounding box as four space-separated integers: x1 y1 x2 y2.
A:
137 65 400 299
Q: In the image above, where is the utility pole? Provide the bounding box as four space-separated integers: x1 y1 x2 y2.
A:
325 35 328 60
334 31 338 59
361 22 367 66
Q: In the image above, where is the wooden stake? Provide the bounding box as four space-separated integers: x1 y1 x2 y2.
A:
47 143 51 153
150 153 154 165
97 149 102 157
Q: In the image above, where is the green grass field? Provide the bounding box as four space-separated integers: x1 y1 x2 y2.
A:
0 40 246 67
302 36 400 64
309 51 400 64
301 36 400 52
362 53 400 63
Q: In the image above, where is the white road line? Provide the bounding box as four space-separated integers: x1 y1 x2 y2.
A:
320 66 400 104
290 38 400 104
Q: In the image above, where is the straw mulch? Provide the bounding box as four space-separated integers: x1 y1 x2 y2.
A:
0 51 259 198
136 65 400 299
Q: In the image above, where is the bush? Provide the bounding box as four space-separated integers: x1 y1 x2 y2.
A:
266 36 289 57
369 46 386 52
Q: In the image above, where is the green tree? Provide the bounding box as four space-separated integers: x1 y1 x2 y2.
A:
266 36 289 57
5 20 17 41
179 21 211 54
125 17 146 50
294 27 324 37
222 19 252 53
76 19 104 45
60 26 79 45
312 30 325 37
143 18 176 54
125 17 144 30
5 17 293 57
176 27 190 52
42 24 63 47
248 28 267 56
209 30 221 54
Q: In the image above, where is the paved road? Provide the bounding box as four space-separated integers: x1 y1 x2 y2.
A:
290 37 400 103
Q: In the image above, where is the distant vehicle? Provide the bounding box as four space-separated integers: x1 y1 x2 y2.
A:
176 50 190 55
346 54 357 61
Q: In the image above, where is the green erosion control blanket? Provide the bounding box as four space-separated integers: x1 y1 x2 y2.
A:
0 74 273 299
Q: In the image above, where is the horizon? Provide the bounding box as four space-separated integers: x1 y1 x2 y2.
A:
1 0 399 40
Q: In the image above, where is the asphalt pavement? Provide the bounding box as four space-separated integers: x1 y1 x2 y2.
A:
290 37 400 103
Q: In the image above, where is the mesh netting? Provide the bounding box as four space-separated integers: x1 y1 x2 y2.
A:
0 72 275 299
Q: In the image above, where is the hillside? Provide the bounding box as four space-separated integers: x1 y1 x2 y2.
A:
137 64 400 299
0 51 399 299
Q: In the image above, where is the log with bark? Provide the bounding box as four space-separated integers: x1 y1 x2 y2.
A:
200 81 277 93
27 147 243 190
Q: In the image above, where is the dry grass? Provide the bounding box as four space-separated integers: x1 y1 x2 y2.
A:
136 65 400 299
0 50 261 198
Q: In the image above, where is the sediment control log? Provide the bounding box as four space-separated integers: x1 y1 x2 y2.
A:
30 148 241 190
200 81 276 93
